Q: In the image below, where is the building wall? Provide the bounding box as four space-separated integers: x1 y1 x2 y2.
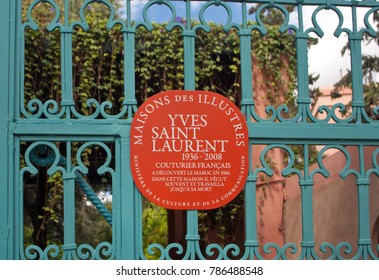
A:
283 146 379 259
250 86 379 258
251 57 290 253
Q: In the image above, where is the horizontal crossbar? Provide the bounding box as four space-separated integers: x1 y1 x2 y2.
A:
11 121 379 145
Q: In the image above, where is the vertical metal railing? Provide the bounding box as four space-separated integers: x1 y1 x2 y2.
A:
0 0 15 260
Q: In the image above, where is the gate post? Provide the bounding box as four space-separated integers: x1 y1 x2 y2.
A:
120 127 139 259
0 0 16 260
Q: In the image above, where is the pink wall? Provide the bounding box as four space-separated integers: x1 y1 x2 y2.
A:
283 146 379 259
254 87 379 258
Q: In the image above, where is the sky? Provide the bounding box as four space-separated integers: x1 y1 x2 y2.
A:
124 0 379 88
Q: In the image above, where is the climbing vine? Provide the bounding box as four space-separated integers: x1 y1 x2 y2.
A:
252 27 297 107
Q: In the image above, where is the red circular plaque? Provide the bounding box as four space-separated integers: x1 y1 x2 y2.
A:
130 90 249 210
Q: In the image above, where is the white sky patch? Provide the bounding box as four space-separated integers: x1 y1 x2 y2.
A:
302 6 379 87
117 0 148 20
130 0 148 20
190 1 204 11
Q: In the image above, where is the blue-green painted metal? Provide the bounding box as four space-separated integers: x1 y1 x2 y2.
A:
0 0 14 260
1 0 379 260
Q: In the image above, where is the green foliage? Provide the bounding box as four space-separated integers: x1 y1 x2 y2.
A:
249 4 295 26
142 201 168 260
135 23 244 104
199 193 244 245
23 169 64 248
135 25 184 101
24 226 35 248
75 200 112 247
252 26 297 107
23 19 297 110
23 28 61 104
72 11 124 115
248 4 297 109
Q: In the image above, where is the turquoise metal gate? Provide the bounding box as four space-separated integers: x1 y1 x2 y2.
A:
1 0 379 260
